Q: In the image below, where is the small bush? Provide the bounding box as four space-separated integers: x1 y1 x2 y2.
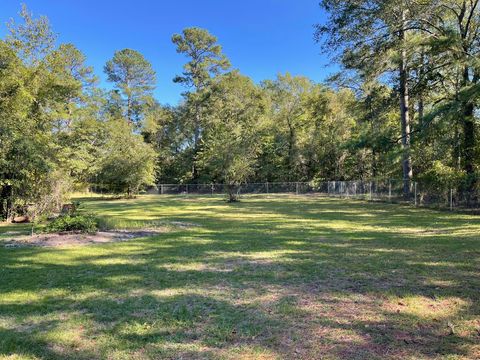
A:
45 214 98 233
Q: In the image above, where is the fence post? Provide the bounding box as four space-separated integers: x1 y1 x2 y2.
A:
414 182 417 206
370 182 372 201
211 184 214 196
450 188 453 211
266 182 269 194
160 184 164 195
296 182 299 195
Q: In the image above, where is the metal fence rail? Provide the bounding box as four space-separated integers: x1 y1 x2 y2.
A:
147 180 480 211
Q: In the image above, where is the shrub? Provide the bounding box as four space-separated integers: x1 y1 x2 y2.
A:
418 161 466 192
96 120 157 196
45 214 98 233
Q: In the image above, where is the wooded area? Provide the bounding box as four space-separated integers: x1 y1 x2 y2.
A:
1 1 480 218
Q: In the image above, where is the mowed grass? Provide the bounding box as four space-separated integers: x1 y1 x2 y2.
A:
0 194 479 360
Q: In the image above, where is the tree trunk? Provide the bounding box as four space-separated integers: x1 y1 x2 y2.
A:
226 184 238 202
463 105 475 176
0 185 13 221
127 95 133 125
417 48 425 128
399 8 413 198
462 67 476 181
287 120 296 180
194 104 201 148
191 103 201 181
418 97 424 127
462 103 476 201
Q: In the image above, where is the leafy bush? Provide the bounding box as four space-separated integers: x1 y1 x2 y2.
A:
45 214 98 233
96 120 157 196
418 161 466 192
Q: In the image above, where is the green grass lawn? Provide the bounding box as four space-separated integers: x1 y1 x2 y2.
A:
0 195 479 359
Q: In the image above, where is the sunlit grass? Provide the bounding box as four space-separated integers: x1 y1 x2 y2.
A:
0 194 479 359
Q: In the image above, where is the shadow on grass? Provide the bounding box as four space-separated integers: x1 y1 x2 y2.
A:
0 195 479 359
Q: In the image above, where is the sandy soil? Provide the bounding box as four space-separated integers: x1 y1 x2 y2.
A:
3 229 168 248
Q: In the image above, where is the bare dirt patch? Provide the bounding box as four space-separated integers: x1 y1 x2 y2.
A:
3 229 168 248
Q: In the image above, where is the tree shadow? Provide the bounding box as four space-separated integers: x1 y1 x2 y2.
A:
0 195 479 358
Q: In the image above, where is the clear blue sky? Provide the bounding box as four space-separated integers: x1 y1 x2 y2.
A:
0 0 335 105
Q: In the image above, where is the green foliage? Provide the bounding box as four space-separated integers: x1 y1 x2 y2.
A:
0 7 78 219
141 104 195 183
2 3 480 216
6 4 55 65
418 161 466 192
104 48 156 125
318 0 480 191
104 49 156 92
0 7 159 218
199 71 266 201
97 120 157 196
257 74 360 182
45 213 98 233
172 27 230 89
58 114 107 188
170 27 232 180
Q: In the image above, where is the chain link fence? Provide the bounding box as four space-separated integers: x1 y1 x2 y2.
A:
149 180 480 211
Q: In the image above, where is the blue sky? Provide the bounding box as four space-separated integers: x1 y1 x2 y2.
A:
0 0 336 105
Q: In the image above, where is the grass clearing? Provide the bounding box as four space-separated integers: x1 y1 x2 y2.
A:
0 194 479 359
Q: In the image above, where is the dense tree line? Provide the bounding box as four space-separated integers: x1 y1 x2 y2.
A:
1 2 479 218
0 6 156 219
317 0 480 197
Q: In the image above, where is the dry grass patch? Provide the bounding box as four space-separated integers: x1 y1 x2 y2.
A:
2 229 169 248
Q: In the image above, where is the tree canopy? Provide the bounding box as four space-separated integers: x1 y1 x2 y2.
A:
1 2 480 217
